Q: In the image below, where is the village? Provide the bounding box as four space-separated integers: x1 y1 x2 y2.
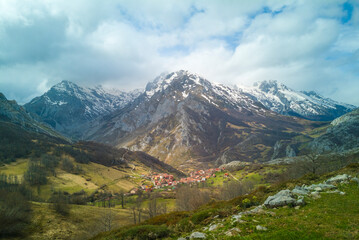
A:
131 168 227 194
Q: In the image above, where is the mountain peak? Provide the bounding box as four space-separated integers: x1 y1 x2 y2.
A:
52 80 79 92
254 80 288 93
145 70 209 98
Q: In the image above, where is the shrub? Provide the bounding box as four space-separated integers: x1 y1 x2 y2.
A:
121 225 170 240
175 218 195 233
50 192 70 216
190 209 214 225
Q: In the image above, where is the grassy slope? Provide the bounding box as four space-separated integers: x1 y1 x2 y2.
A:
93 165 359 240
24 202 134 240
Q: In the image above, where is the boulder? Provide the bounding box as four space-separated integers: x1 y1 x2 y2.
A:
225 227 241 236
311 192 321 199
190 232 206 239
292 186 309 195
326 174 351 184
243 205 265 215
264 190 297 208
296 196 306 206
306 183 336 191
208 223 223 231
256 225 268 231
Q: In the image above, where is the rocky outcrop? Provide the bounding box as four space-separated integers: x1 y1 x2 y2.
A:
310 108 359 154
264 190 304 208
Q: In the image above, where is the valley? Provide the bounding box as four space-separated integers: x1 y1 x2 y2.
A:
1 71 358 240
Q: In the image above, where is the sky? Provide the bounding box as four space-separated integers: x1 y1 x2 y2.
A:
0 0 358 106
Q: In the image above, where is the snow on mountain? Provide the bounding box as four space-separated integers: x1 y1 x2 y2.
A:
239 80 356 121
24 80 142 138
84 70 317 171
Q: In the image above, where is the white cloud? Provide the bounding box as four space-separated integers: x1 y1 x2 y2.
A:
0 0 358 105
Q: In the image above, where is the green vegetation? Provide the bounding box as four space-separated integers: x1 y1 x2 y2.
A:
93 164 359 240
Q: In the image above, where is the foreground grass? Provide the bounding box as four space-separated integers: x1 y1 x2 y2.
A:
233 182 359 239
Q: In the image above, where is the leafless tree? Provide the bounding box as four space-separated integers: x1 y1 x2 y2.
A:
176 185 210 211
148 193 168 218
219 180 254 201
100 208 114 232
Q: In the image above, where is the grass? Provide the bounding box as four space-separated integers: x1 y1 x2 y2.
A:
233 182 359 239
25 202 135 240
0 158 29 177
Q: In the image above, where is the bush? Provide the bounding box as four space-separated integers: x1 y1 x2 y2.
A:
50 192 70 216
190 209 214 225
175 217 195 232
120 225 171 240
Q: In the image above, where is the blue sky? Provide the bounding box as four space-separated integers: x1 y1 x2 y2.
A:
0 0 358 105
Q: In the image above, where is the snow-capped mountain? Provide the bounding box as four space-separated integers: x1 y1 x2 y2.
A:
239 80 355 121
24 80 142 138
84 70 322 171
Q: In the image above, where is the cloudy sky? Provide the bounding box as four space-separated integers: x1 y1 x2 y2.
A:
0 0 358 105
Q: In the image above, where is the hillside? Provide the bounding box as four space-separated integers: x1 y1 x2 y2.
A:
84 70 327 171
93 164 359 240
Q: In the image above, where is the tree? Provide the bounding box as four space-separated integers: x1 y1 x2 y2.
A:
119 190 125 209
24 163 48 185
101 208 114 232
176 185 210 211
50 191 70 216
219 180 254 201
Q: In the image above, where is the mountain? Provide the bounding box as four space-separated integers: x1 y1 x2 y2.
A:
24 80 142 138
0 92 69 163
239 80 355 121
84 70 325 171
309 108 359 153
0 92 65 139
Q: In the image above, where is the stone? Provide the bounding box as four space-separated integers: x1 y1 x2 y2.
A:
351 177 359 184
292 186 309 195
307 183 336 191
178 238 186 240
326 174 351 184
208 223 223 231
264 190 297 208
295 206 301 210
190 232 206 239
311 192 321 199
256 225 268 231
243 205 265 215
232 213 243 223
225 227 241 237
296 197 306 206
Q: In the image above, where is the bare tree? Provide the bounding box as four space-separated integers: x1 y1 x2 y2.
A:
101 208 114 232
147 193 167 218
219 180 254 201
119 190 125 209
176 185 210 211
131 205 137 224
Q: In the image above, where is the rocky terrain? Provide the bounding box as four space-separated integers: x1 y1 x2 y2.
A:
24 80 142 138
310 108 359 153
0 92 65 140
83 70 326 171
